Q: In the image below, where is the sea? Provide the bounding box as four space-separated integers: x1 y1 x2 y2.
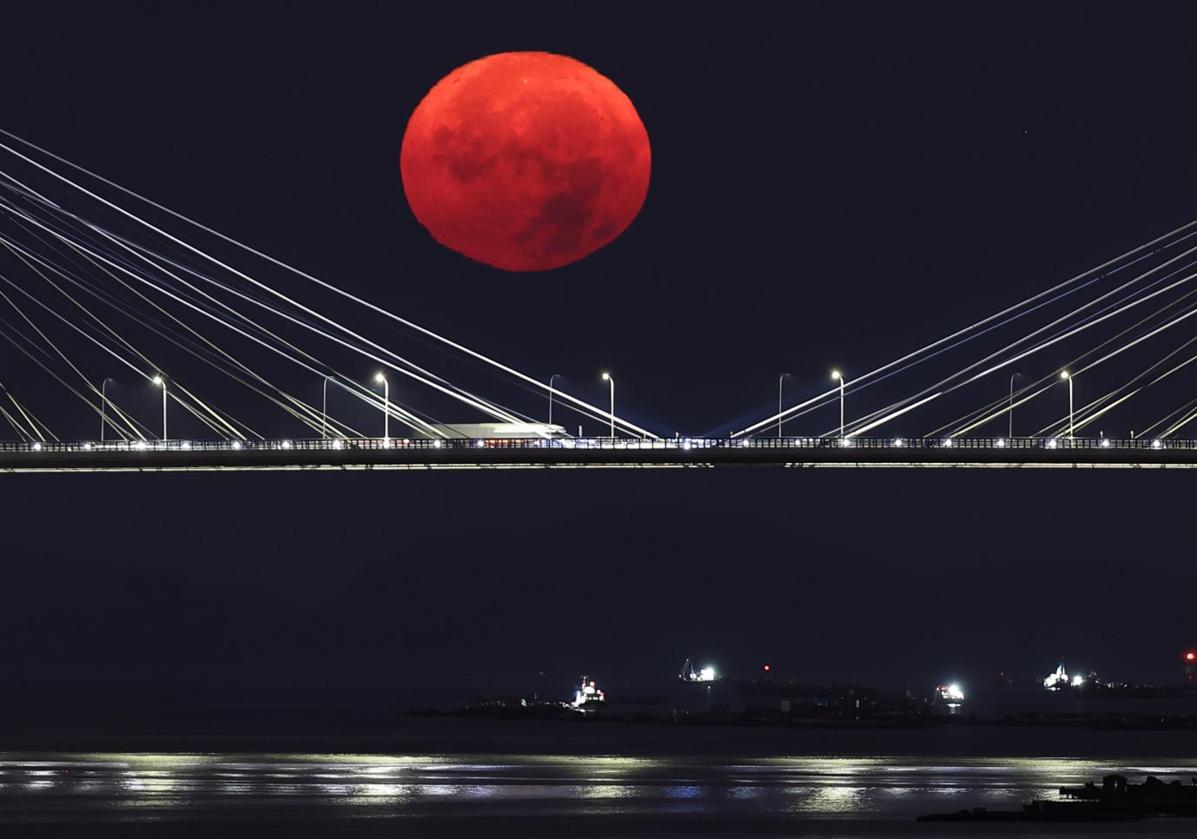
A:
3 720 1197 838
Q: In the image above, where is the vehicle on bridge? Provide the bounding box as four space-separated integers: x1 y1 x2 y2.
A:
428 422 567 439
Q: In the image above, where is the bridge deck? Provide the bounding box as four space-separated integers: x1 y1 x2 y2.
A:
2 437 1195 472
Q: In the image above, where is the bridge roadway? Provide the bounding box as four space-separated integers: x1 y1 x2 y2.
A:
2 436 1196 472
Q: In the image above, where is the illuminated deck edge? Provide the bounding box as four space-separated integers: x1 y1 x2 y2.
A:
2 436 1196 473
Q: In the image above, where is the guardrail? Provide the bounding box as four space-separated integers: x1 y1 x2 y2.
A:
0 435 1190 455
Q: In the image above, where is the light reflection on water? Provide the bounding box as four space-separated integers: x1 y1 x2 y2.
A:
1 753 1197 828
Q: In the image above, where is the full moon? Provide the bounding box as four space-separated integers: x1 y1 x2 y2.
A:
400 52 651 272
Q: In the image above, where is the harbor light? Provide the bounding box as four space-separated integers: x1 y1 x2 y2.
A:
1044 663 1070 690
937 683 965 702
698 665 717 682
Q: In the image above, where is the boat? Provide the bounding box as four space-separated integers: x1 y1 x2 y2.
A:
571 675 605 710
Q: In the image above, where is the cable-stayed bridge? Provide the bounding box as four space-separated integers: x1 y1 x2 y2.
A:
2 129 1197 474
3 437 1197 473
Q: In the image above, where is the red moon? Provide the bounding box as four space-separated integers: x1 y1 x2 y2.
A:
400 52 651 272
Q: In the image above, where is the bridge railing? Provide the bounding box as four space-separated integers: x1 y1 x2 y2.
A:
0 436 1191 455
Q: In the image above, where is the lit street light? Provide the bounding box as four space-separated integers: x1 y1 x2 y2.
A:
373 371 389 439
601 372 615 438
321 375 333 439
777 372 792 438
830 369 846 438
152 374 167 440
99 377 115 442
1060 370 1074 439
548 373 561 427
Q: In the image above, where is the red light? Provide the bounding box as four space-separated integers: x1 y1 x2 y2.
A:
763 664 772 672
1185 651 1195 662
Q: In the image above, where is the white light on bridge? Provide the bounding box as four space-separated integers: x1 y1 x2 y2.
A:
893 438 905 447
331 439 343 450
83 443 92 451
1101 438 1110 448
135 441 147 451
1152 439 1163 450
996 438 1006 448
231 441 242 450
433 440 443 448
280 440 293 450
1047 439 1058 449
839 438 853 448
942 438 953 448
180 441 191 451
32 442 42 452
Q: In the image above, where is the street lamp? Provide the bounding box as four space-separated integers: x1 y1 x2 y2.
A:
1060 370 1074 439
777 372 792 438
600 372 615 438
830 369 846 438
151 374 167 440
321 375 333 439
99 377 115 442
373 371 389 439
1008 372 1022 439
548 373 561 427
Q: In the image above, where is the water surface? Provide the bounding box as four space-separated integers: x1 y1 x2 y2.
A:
2 753 1196 837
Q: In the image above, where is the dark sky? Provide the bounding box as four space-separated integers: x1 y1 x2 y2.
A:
2 2 1196 695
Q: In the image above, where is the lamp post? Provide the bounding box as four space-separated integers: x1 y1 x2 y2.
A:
1008 372 1022 439
99 377 114 442
152 375 167 440
321 375 333 439
830 369 846 438
777 372 791 438
373 371 389 439
548 373 561 427
601 372 614 438
1060 370 1074 439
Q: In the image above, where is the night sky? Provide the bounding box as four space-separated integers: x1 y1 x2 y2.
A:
3 2 1197 697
